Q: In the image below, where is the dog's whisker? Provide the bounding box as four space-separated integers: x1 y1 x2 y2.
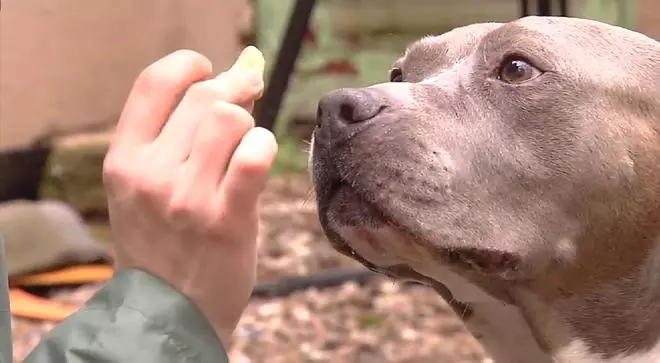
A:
302 188 316 206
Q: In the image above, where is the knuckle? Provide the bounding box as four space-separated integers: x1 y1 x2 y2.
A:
165 196 205 227
133 50 211 97
171 49 209 65
135 173 172 199
211 102 255 129
134 66 178 98
189 79 230 100
102 156 132 187
104 163 172 201
164 198 189 220
165 183 219 229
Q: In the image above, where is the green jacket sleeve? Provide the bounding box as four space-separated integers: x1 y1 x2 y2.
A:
24 269 229 363
0 236 13 363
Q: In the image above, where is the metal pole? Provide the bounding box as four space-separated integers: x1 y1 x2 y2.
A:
538 0 552 15
559 0 568 16
521 0 530 16
254 0 318 132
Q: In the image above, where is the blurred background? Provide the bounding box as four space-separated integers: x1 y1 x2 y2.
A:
0 1 656 362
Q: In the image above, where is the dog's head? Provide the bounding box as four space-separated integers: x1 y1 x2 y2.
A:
310 16 660 305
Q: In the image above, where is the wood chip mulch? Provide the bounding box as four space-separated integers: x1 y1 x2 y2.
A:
11 174 490 363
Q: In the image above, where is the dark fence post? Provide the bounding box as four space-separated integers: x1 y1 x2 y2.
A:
559 0 568 16
254 0 318 133
521 0 530 16
259 0 569 133
538 0 552 15
521 0 570 17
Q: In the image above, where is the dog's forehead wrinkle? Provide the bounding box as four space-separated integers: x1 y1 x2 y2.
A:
400 23 502 79
416 58 469 92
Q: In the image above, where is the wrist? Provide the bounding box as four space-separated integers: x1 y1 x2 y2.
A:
216 327 235 350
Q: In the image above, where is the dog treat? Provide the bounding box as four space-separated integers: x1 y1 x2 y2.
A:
228 46 266 100
231 46 265 76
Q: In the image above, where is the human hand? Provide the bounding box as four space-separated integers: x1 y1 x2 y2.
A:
102 47 277 346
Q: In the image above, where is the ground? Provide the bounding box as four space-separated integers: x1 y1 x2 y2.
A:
11 174 490 363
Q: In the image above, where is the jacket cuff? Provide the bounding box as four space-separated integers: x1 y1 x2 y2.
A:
89 268 228 361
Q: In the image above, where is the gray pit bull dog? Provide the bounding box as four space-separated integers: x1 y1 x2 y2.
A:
309 16 660 363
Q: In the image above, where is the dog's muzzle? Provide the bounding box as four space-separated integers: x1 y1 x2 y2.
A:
310 87 391 257
309 85 526 305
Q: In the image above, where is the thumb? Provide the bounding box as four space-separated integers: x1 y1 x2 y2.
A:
218 127 278 216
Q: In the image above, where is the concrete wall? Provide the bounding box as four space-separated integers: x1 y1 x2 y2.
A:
0 0 252 150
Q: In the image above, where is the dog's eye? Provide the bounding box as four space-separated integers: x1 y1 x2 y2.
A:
389 67 403 82
498 58 541 83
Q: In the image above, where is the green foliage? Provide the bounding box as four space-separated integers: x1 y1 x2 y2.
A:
255 0 638 150
581 0 637 29
270 136 309 176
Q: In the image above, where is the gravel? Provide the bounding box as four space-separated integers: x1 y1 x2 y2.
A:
11 174 489 363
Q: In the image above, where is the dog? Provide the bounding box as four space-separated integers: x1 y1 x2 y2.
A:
309 16 660 363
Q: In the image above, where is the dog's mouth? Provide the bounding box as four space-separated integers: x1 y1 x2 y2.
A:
318 183 521 308
318 180 524 287
311 126 525 305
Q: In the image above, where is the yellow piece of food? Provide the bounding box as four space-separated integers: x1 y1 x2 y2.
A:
227 46 266 100
230 46 266 76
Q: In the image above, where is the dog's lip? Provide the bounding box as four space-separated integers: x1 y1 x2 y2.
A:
317 180 395 272
323 181 525 281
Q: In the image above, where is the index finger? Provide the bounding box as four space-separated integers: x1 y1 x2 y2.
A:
110 50 213 153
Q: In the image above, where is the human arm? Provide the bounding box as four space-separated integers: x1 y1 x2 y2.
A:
24 46 276 362
25 269 228 363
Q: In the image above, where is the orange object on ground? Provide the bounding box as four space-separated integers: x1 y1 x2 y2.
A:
8 264 114 321
8 288 78 322
10 264 114 287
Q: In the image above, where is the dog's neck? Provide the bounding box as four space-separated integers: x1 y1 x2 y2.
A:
513 236 660 362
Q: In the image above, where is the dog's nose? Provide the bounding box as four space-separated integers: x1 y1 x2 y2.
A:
316 88 385 128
